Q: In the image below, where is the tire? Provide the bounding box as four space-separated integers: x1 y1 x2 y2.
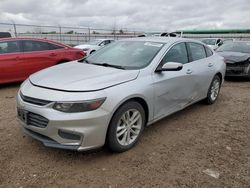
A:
90 50 96 54
205 75 221 105
107 101 146 152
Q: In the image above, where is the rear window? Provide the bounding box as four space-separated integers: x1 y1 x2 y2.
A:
205 47 213 57
48 43 64 50
0 41 20 54
22 40 51 52
188 43 207 61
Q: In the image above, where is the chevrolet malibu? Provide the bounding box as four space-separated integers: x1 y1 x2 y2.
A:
17 37 226 152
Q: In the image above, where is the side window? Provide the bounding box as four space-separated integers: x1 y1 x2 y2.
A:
188 43 207 61
22 40 51 52
100 40 110 46
48 43 64 50
99 41 105 46
0 41 20 54
162 43 188 64
205 46 213 57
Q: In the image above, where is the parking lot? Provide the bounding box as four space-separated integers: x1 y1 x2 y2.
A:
0 80 249 187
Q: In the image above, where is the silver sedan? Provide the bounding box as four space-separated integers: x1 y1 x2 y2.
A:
16 37 226 152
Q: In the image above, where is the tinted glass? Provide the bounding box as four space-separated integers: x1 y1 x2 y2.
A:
0 32 11 38
86 41 164 69
22 40 51 52
205 47 213 57
48 43 64 50
217 42 250 53
162 43 188 64
202 39 216 45
87 40 102 45
0 41 20 54
188 43 207 61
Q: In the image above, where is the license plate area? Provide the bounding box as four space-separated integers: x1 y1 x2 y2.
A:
17 108 29 124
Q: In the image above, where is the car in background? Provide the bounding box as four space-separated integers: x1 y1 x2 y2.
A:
74 39 115 56
201 38 223 50
217 41 250 77
0 32 12 38
0 38 85 84
17 37 225 152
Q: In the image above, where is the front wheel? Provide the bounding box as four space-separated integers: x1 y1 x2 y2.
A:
107 101 145 152
205 75 221 105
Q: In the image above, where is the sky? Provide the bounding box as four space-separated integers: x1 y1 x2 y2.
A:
0 0 250 32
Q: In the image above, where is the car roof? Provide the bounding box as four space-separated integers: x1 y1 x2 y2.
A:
0 37 70 47
92 38 114 41
201 38 220 40
120 37 200 44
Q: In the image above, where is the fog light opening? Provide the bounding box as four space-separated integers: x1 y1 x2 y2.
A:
58 130 81 141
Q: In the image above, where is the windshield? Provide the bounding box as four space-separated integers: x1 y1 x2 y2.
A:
202 39 216 45
217 42 250 53
86 40 102 45
84 41 164 70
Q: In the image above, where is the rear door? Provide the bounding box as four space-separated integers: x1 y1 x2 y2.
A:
0 40 24 83
20 40 61 77
186 42 214 99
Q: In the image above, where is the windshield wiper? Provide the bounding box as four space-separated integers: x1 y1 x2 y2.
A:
92 63 125 70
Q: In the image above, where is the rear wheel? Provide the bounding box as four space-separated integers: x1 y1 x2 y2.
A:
205 75 221 104
90 50 96 54
107 101 145 152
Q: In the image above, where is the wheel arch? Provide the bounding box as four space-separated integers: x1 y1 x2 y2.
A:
105 96 150 145
215 72 223 83
111 96 149 125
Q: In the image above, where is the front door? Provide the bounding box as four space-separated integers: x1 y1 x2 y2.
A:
153 42 196 120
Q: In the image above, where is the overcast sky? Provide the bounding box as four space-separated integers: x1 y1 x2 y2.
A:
0 0 250 32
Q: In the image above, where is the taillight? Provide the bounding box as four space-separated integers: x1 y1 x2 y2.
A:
77 51 85 57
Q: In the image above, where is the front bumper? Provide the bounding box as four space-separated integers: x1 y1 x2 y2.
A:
226 64 250 77
16 92 111 151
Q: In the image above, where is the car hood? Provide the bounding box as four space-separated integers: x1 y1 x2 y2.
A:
29 62 139 92
217 51 250 64
74 44 97 49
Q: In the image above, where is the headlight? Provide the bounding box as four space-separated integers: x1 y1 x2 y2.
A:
53 98 106 113
82 48 90 51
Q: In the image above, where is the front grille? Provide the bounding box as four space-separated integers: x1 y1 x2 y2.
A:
28 112 49 128
20 92 52 106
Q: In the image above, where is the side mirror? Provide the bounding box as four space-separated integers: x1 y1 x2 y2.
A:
156 62 183 72
218 41 223 46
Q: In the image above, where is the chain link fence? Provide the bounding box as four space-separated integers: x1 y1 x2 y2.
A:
0 22 144 46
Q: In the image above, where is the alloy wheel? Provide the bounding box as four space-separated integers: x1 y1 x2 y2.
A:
116 109 142 146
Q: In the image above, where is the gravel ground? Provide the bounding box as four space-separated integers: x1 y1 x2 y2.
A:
0 80 249 188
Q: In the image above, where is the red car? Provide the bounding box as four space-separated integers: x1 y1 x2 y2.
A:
0 38 85 84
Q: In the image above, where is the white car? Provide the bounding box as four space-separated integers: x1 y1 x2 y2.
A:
201 38 223 50
74 39 115 56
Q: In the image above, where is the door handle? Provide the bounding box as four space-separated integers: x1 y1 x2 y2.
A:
208 63 213 67
12 56 20 61
49 53 57 57
186 69 193 74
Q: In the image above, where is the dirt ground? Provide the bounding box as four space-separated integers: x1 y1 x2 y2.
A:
0 80 249 188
